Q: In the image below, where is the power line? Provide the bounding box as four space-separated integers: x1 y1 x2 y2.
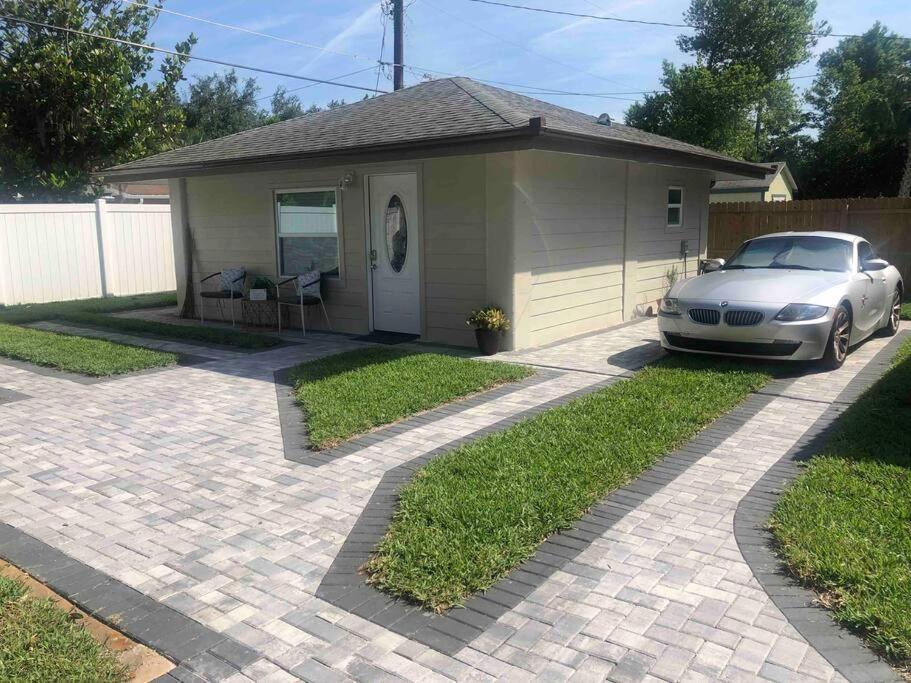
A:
422 0 633 89
460 0 860 38
254 66 379 104
120 0 381 67
0 14 387 94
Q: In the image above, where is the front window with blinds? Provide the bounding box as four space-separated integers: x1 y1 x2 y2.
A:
275 189 340 277
667 186 683 228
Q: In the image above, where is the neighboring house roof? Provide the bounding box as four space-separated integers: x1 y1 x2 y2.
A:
711 161 797 194
105 181 170 198
102 77 768 181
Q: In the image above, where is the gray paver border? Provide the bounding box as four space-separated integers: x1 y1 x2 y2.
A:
0 523 267 682
273 363 559 467
734 330 909 683
316 368 803 656
27 319 299 356
0 352 211 385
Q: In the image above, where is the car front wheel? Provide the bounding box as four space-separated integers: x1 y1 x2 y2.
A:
882 288 901 336
821 305 851 370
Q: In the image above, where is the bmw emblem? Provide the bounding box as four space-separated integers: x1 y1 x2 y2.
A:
720 301 729 307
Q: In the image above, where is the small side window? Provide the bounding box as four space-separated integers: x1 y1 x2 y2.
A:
667 186 683 228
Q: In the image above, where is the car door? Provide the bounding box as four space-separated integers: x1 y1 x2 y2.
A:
855 241 887 334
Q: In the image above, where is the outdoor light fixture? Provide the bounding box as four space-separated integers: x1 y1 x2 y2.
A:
338 171 355 189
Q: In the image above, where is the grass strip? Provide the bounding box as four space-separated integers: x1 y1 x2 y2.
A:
290 347 533 449
0 575 127 682
771 337 911 664
59 311 282 350
0 292 176 325
364 354 772 611
0 323 176 376
901 301 910 321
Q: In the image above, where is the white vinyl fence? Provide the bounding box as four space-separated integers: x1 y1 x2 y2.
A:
0 200 175 306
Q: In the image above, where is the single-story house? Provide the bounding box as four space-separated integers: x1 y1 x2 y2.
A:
101 77 767 350
710 161 796 203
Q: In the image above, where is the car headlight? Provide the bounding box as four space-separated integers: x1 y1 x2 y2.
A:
660 297 680 315
774 303 829 321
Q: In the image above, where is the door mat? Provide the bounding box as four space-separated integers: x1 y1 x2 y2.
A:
352 331 419 345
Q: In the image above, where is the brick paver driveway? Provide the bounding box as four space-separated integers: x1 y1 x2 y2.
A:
0 318 901 682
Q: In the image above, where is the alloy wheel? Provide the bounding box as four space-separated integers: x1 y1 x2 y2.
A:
833 309 850 362
890 291 901 331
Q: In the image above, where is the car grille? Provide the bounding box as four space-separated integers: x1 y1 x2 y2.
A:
664 333 801 357
724 310 763 327
688 308 720 325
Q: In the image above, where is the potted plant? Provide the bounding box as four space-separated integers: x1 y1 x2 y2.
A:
466 306 510 355
249 276 275 301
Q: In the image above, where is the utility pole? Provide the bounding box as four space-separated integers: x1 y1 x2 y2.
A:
393 0 404 90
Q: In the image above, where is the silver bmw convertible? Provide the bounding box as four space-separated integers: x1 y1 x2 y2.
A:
658 232 903 369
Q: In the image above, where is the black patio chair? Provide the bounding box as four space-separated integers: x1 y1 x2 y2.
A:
198 267 246 326
276 271 331 336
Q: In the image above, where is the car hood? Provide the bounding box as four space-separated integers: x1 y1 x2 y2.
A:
670 269 850 305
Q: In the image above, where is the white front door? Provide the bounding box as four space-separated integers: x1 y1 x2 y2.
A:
368 173 420 334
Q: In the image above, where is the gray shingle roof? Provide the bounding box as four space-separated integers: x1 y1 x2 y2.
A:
104 77 767 177
712 163 785 191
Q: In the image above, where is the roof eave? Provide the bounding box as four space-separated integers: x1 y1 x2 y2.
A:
534 130 768 178
96 124 543 182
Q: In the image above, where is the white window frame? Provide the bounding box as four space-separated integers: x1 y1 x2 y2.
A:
666 185 684 229
274 187 343 279
771 194 787 202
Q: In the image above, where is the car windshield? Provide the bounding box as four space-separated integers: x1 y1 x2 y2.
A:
724 236 852 272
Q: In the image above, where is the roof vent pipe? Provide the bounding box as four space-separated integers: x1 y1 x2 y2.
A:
597 113 612 126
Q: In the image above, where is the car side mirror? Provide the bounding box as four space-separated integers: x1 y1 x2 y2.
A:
700 258 725 274
861 258 889 272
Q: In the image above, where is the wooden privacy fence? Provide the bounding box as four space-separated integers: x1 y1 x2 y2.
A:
0 200 175 306
708 198 911 278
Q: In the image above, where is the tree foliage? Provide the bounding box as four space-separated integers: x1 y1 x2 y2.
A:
627 0 822 163
625 62 763 159
678 0 824 79
181 71 348 143
0 0 195 201
801 24 911 198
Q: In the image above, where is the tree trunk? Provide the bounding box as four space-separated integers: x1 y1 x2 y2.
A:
754 100 763 161
899 130 911 198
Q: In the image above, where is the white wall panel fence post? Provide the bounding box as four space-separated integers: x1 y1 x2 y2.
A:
0 200 175 306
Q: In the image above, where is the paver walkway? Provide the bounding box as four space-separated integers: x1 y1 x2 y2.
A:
0 316 902 682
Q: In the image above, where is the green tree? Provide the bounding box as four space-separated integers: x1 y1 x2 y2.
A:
0 0 195 201
625 62 763 160
678 0 825 79
628 0 824 162
802 24 911 198
182 70 263 144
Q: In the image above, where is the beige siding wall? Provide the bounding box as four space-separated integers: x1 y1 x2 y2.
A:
627 163 712 313
512 150 626 347
422 155 487 346
766 173 792 201
172 156 487 342
179 165 369 333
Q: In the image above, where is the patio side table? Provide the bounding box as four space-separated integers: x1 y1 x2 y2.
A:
241 298 279 329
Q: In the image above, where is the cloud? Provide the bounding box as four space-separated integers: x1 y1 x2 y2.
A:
299 2 381 74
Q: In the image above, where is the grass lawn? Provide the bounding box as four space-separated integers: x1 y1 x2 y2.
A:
364 354 773 611
0 323 176 376
0 292 176 325
771 337 911 664
290 347 533 449
901 301 911 321
59 311 282 350
0 575 127 682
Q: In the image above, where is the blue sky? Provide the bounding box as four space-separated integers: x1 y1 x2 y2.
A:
147 0 910 120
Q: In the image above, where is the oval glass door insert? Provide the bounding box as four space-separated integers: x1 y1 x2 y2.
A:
384 194 408 273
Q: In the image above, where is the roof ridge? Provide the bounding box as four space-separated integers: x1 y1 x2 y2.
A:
448 78 530 128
